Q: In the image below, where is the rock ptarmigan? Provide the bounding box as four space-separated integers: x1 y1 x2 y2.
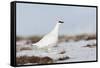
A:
32 20 64 51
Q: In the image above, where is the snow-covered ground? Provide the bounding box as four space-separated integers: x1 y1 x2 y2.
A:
56 40 96 63
16 39 96 65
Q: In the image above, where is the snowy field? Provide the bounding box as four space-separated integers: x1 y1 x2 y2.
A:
57 40 96 63
16 39 96 65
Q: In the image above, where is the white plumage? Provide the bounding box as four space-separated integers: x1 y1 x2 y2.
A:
32 20 64 50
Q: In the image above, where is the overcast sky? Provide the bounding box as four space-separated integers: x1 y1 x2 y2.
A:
16 3 96 37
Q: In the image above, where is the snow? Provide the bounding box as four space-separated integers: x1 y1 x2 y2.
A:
16 40 96 64
57 40 96 62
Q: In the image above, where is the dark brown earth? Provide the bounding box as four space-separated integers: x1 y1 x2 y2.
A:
83 44 96 48
16 56 53 65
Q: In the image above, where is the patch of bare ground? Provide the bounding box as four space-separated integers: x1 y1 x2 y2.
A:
27 36 42 43
16 56 53 65
58 51 70 60
83 44 96 48
59 33 96 42
16 45 32 52
59 51 66 54
17 33 96 43
20 47 32 51
58 56 70 60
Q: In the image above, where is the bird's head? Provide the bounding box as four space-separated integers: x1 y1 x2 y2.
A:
58 20 64 24
56 17 64 24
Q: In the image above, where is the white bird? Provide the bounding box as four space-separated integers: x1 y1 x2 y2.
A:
32 19 64 51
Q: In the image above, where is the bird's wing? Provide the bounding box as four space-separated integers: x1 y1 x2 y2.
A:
32 34 58 48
